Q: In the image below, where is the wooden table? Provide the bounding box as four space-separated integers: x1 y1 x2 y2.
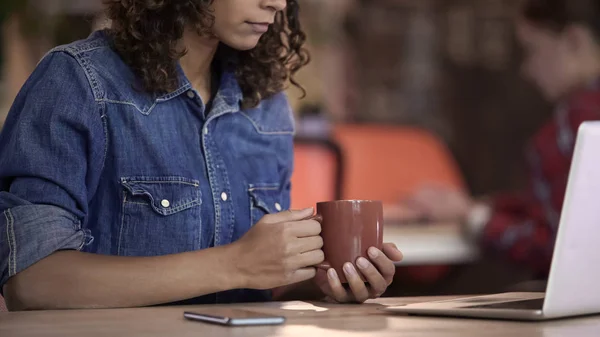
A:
386 223 480 265
3 296 600 336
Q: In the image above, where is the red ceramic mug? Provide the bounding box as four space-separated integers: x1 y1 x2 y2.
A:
311 200 384 283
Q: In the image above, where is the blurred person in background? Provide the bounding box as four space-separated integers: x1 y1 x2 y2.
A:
398 0 600 278
0 0 402 311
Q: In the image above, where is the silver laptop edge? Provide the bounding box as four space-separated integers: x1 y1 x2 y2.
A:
384 121 600 320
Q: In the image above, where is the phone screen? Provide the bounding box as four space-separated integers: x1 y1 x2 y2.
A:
183 309 286 326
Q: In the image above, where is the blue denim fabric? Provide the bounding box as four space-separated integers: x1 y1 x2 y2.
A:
0 30 295 304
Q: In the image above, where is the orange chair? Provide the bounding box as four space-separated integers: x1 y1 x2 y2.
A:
291 138 343 210
332 124 465 202
332 124 466 284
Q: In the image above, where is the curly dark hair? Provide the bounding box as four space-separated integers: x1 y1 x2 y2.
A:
103 0 309 108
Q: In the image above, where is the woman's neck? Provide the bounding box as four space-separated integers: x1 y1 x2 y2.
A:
179 28 220 103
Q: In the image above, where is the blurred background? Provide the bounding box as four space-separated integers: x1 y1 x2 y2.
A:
0 0 552 297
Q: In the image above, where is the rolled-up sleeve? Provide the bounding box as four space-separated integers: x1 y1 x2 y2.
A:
0 50 105 292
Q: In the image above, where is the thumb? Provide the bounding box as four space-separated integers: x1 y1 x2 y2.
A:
261 207 314 224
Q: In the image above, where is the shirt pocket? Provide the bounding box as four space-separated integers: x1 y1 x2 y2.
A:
248 183 285 226
118 176 202 256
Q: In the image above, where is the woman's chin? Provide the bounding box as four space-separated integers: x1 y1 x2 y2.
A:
222 36 262 51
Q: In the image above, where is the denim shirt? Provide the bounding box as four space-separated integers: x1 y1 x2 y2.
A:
0 30 295 304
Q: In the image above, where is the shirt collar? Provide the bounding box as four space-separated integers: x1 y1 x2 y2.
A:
156 57 243 114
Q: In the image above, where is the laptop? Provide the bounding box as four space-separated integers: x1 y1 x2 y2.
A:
384 121 600 321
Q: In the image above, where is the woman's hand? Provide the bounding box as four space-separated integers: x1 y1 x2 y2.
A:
315 243 403 303
233 208 324 290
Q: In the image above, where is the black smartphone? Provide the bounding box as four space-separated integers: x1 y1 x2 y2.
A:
183 309 286 326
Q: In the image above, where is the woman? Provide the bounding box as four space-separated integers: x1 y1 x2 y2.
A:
0 0 402 310
400 0 600 277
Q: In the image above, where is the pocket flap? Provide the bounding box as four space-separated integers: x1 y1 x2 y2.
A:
121 177 201 216
248 184 283 214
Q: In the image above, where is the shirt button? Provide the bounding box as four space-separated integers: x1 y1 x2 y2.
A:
275 203 282 212
221 192 228 201
187 90 195 99
203 127 209 135
161 199 171 208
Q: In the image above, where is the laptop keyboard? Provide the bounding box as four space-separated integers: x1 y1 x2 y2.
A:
465 298 544 310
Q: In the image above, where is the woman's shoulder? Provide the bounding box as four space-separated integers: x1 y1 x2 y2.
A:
8 30 133 124
50 29 112 57
38 30 151 104
241 91 296 135
27 31 113 101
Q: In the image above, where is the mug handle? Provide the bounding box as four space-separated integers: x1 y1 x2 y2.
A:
306 214 331 270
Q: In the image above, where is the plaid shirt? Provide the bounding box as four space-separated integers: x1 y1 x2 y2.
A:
482 84 600 276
